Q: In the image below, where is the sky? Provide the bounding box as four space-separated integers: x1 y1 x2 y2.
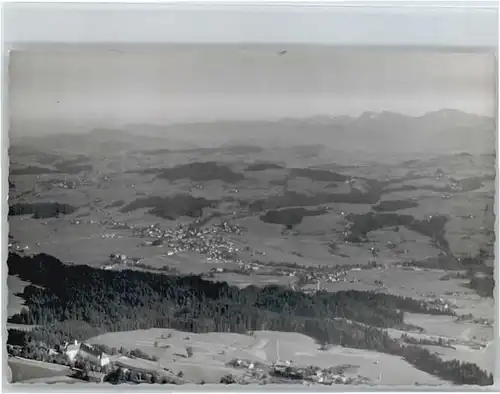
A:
9 48 496 128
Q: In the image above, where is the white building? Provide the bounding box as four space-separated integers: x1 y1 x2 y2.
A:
65 340 111 368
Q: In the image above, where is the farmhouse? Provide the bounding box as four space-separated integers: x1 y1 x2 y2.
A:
65 340 111 367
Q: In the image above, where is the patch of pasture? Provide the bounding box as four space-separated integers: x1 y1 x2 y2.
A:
8 357 71 383
88 329 446 385
404 313 494 343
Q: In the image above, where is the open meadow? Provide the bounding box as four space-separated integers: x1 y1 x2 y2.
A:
8 357 72 383
88 328 447 386
7 108 496 387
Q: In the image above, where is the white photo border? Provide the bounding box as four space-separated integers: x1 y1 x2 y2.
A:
1 1 498 393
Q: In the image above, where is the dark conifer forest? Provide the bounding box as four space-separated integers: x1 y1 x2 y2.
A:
7 252 493 386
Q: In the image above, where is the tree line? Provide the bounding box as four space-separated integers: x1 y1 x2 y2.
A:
8 202 78 219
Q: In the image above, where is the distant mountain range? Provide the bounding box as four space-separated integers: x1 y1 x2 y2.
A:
125 109 494 155
11 110 495 156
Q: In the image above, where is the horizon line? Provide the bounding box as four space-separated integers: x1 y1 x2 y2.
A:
10 108 495 138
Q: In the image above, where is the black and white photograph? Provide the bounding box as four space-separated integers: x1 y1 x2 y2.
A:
5 44 496 387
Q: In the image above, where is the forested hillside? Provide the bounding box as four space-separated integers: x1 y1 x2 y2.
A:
8 253 492 386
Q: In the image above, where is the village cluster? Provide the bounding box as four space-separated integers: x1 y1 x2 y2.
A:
97 220 246 270
8 339 372 386
9 214 465 317
134 221 244 262
97 215 383 287
226 358 370 386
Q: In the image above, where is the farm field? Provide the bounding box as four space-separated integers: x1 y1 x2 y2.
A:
8 357 72 383
88 329 448 386
7 108 496 387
